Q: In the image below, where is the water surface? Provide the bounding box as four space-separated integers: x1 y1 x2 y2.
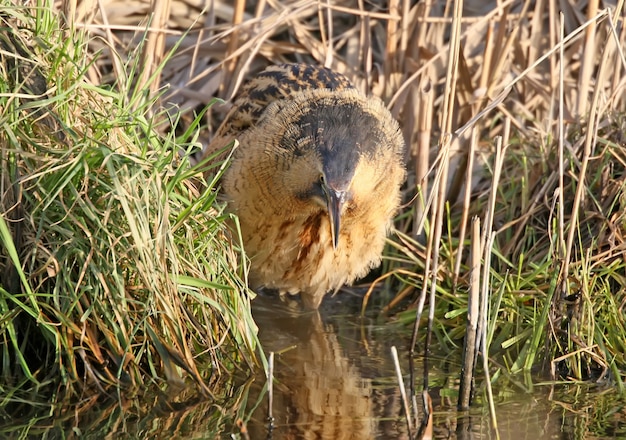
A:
243 292 625 439
3 292 624 439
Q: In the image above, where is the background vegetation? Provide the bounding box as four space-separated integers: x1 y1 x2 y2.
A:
1 0 625 424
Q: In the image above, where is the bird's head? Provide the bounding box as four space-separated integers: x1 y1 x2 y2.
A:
258 88 405 249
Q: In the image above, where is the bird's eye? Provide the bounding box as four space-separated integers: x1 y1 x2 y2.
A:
319 174 326 186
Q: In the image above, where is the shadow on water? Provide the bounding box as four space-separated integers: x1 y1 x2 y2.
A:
2 292 626 439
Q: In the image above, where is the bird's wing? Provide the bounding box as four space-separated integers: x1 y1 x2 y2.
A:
218 64 355 137
202 63 355 166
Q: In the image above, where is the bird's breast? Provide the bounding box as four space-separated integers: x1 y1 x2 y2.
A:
236 198 388 305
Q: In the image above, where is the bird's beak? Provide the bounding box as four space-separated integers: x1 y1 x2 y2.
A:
326 188 346 249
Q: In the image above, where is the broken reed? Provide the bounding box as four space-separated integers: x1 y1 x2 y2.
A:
0 5 259 395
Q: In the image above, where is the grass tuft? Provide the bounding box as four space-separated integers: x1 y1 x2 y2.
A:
0 3 258 397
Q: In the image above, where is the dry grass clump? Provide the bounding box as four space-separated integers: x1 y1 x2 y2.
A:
0 3 259 399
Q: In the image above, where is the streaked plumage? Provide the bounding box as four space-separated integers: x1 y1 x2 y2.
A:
205 63 405 309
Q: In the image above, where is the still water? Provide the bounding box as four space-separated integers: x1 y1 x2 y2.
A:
244 293 626 439
3 292 625 439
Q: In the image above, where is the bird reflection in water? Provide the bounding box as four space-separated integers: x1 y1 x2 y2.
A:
246 295 376 440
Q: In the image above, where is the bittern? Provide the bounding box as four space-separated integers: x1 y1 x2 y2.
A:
205 63 405 309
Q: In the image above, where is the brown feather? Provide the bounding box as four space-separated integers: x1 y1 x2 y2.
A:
204 63 405 309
